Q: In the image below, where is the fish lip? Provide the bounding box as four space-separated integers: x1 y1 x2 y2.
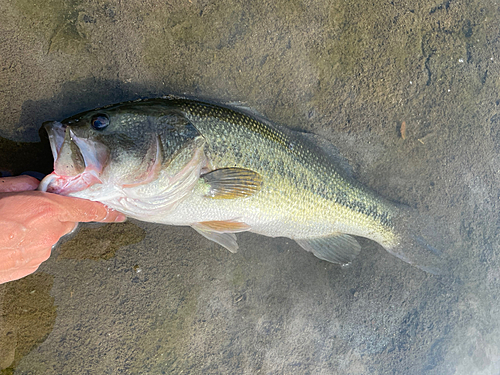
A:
40 122 108 194
43 121 65 163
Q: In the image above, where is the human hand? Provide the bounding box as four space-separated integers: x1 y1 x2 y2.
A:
0 175 126 284
0 174 39 192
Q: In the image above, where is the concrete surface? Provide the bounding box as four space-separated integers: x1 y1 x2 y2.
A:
1 0 500 374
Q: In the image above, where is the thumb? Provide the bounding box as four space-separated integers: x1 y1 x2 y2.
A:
59 197 127 223
28 192 127 223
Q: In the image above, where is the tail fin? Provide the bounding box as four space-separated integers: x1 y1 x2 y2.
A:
386 204 451 275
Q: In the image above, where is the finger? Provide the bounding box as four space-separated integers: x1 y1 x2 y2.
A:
52 195 127 223
29 221 77 250
0 176 39 193
1 191 127 223
26 247 52 266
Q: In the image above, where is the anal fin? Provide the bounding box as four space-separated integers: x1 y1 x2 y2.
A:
191 220 251 253
295 233 361 265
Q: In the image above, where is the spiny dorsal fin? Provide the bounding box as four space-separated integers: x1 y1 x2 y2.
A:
202 168 263 199
295 234 361 265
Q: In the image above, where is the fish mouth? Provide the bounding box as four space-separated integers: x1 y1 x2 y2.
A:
39 121 109 194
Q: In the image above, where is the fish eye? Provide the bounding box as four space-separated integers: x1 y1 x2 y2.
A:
91 114 110 130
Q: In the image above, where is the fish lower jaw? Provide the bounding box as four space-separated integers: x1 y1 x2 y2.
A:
38 170 102 194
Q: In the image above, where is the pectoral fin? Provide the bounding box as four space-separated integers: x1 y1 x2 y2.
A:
191 220 251 253
295 234 361 265
202 168 263 199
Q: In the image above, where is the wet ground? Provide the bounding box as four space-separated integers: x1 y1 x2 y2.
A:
1 0 500 373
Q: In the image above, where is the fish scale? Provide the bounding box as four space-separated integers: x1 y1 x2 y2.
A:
178 100 396 236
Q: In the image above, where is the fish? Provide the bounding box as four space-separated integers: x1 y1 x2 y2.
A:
39 96 445 273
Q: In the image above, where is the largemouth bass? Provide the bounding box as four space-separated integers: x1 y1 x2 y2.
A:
39 97 444 272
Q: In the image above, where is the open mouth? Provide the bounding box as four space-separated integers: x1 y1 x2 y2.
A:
39 121 109 194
